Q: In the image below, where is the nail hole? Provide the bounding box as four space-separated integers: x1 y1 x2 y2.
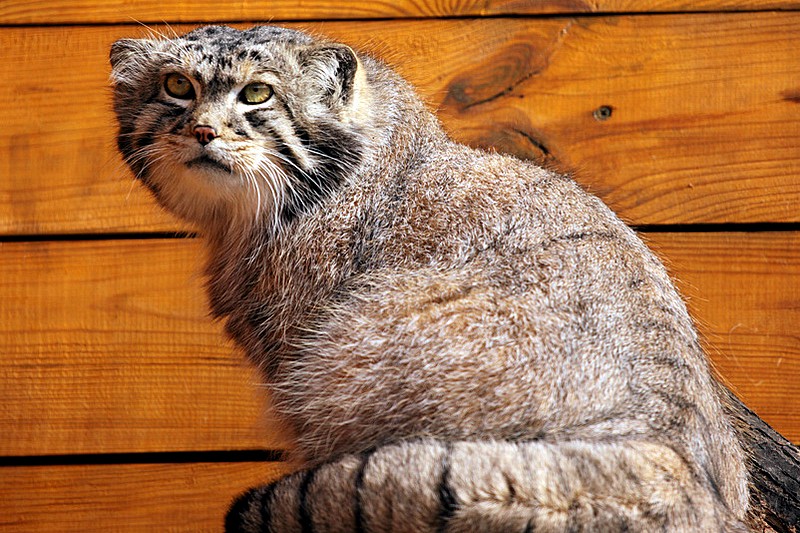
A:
593 105 613 121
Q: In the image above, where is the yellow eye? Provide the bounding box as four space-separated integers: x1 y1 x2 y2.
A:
164 73 194 99
240 82 273 105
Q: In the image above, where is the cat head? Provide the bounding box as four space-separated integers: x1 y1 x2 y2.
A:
110 25 372 233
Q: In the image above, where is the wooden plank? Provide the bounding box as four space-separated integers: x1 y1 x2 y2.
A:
1 233 797 456
428 14 800 224
0 239 290 456
0 461 291 532
647 231 800 444
1 0 798 24
1 14 799 234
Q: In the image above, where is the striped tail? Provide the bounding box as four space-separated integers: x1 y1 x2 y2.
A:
226 439 748 532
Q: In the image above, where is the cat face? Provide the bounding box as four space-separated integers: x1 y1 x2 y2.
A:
110 25 366 231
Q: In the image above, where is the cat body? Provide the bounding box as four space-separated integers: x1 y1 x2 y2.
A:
110 25 749 531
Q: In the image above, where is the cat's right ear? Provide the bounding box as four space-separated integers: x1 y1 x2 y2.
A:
109 38 155 84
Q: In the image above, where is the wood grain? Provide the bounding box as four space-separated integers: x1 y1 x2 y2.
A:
1 234 797 457
2 14 799 234
647 231 800 444
1 0 798 24
429 14 800 224
0 239 290 456
0 461 291 532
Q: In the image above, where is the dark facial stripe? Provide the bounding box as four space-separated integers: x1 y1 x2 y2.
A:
155 100 188 115
281 122 363 224
436 444 458 533
244 109 268 129
133 102 187 152
251 118 306 182
269 127 303 169
279 99 312 147
247 100 365 225
298 468 318 533
157 102 193 136
245 106 359 224
125 130 155 176
126 109 182 176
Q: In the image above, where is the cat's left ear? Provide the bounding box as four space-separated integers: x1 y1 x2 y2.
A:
302 43 360 107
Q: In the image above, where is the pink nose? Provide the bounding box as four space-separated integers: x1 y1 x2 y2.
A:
193 125 217 146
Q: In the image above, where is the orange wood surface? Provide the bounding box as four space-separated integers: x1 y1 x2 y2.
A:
0 461 290 532
1 0 798 24
647 232 800 444
1 234 797 459
0 239 288 456
2 13 799 234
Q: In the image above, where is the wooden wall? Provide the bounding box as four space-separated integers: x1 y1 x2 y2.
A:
1 1 798 530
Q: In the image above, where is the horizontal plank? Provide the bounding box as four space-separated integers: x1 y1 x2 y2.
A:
0 233 797 457
1 14 799 235
0 461 290 532
1 0 799 24
646 231 800 443
0 239 290 456
429 15 800 225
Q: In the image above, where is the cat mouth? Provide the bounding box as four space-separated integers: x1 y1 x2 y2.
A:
186 154 232 174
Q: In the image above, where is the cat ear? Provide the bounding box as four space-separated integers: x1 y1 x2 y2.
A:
302 43 359 106
109 38 159 84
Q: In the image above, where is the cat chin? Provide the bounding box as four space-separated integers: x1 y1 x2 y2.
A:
146 159 267 229
186 154 234 174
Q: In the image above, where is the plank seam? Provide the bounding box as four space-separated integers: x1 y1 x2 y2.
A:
0 231 197 243
2 223 799 243
1 9 799 29
0 449 285 467
632 223 800 234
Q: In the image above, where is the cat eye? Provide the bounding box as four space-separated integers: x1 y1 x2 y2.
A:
164 73 195 99
239 82 273 105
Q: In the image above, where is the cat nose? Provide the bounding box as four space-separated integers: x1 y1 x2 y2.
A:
193 125 218 146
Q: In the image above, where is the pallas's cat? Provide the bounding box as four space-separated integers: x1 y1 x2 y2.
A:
110 25 750 531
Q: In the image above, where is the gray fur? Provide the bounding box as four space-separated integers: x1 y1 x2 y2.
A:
111 25 750 531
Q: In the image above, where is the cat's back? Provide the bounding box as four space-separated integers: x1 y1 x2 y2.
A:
281 141 703 425
353 140 650 277
269 143 747 513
